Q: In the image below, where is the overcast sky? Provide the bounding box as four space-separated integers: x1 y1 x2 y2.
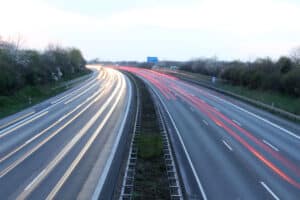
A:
1 0 300 61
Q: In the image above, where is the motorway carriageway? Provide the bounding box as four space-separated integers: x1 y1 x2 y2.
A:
0 66 132 199
120 66 300 200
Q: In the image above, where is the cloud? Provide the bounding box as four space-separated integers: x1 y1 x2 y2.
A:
1 0 300 60
0 0 97 48
97 0 300 35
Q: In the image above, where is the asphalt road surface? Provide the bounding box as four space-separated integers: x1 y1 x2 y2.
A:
0 66 132 200
120 66 300 200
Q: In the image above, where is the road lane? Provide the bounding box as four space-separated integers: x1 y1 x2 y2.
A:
120 67 300 200
0 68 100 132
0 66 133 199
0 68 109 166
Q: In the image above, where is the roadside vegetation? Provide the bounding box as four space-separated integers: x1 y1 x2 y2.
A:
0 36 90 118
150 48 300 115
133 76 170 199
177 48 300 97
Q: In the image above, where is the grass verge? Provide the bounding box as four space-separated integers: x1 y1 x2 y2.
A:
0 70 91 118
162 69 300 116
218 84 300 115
133 76 170 200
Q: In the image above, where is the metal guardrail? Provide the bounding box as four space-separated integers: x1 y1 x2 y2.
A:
120 73 183 200
153 95 183 200
119 84 141 199
148 84 205 200
51 72 94 90
94 76 136 200
170 72 300 122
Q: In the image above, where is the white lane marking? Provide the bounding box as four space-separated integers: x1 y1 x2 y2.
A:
0 71 103 161
0 111 48 139
0 88 105 164
0 83 107 163
202 120 209 126
57 116 64 122
260 181 280 200
211 95 300 140
64 82 98 105
49 72 129 200
147 81 208 200
50 77 97 105
262 139 279 152
232 119 242 127
222 140 233 151
1 85 105 167
0 80 99 138
0 86 107 177
24 140 31 145
0 112 35 130
16 70 123 199
24 169 46 191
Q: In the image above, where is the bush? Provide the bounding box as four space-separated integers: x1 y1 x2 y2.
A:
179 54 300 97
281 68 300 96
277 56 293 74
0 38 87 95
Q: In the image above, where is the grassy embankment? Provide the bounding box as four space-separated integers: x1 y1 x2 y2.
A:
219 84 300 115
0 71 91 118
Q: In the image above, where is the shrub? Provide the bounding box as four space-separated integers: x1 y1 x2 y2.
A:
0 38 87 95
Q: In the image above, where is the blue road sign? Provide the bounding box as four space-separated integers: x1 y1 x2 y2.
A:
147 57 158 63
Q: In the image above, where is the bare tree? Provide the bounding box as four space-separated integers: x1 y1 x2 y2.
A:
290 47 300 65
13 33 25 52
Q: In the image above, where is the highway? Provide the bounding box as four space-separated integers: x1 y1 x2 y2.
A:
120 67 300 200
0 66 133 199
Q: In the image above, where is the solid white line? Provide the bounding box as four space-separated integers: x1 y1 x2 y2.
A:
0 111 35 130
57 116 64 122
64 82 98 105
1 73 97 135
0 86 106 177
0 111 48 139
262 139 279 152
211 95 300 140
202 120 209 126
0 82 106 164
50 77 97 105
147 81 208 200
25 169 46 191
222 140 233 151
260 181 280 200
232 119 242 127
16 70 122 199
92 73 131 200
48 73 127 200
24 140 31 145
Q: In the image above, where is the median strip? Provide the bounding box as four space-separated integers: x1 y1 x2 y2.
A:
119 74 182 199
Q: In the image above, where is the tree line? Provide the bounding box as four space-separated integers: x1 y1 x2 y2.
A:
161 49 300 97
0 37 88 95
